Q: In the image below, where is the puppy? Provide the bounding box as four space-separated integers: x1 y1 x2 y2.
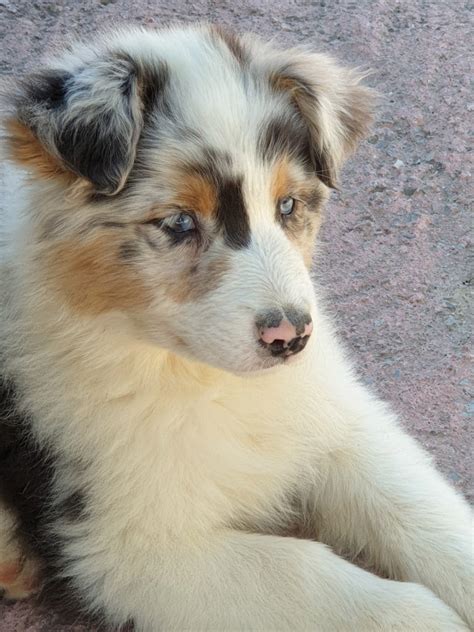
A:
0 24 472 631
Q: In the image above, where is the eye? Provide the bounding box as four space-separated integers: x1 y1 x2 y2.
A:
279 197 295 216
163 212 196 233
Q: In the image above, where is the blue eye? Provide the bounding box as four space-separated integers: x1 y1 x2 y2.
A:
164 212 196 233
279 197 295 216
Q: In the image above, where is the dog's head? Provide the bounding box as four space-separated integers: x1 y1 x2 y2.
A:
3 26 374 373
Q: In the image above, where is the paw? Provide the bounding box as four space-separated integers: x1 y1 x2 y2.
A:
391 583 469 631
0 503 41 601
0 556 40 601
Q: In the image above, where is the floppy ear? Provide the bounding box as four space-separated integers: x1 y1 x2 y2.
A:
3 52 162 195
249 40 376 188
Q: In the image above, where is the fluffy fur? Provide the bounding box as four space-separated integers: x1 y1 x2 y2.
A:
0 24 472 631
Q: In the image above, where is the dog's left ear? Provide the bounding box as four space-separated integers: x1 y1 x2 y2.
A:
251 40 376 188
3 52 164 195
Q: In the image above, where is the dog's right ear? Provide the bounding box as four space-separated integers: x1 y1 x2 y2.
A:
3 52 166 195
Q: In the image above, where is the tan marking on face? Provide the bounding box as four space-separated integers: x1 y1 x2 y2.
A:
165 253 230 304
4 119 74 183
44 235 151 315
270 157 327 268
271 157 323 203
270 73 300 97
271 158 292 202
173 173 217 218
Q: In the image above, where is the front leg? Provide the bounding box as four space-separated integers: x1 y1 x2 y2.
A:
68 528 466 631
313 394 473 628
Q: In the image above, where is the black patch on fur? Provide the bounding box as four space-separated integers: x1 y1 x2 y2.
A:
55 100 139 197
259 115 314 171
216 177 250 249
88 62 171 205
256 309 284 331
119 240 140 261
21 69 72 111
0 375 102 627
202 146 233 171
16 55 169 198
186 151 250 250
141 63 170 121
260 114 335 188
263 56 339 190
58 490 87 522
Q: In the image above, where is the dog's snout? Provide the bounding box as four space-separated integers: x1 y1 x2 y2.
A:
257 308 313 359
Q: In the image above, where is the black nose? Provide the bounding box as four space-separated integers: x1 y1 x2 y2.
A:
256 307 313 359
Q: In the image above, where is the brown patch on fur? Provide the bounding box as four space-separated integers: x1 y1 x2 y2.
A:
211 26 247 64
0 561 23 584
44 235 151 314
165 253 230 304
3 119 74 184
271 158 292 202
0 558 40 600
174 172 218 218
270 158 326 268
271 157 325 208
270 72 301 98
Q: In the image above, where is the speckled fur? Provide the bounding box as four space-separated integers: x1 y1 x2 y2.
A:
0 25 472 632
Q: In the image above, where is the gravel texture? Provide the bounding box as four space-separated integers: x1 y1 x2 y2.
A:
0 0 472 629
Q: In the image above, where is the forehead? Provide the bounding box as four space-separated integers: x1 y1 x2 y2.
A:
126 27 313 189
146 28 282 147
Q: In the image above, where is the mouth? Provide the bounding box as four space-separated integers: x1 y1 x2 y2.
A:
250 345 308 372
235 353 304 378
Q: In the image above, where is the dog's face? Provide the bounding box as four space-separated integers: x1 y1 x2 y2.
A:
3 26 374 373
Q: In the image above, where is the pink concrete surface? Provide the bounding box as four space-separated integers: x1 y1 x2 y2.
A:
0 0 472 629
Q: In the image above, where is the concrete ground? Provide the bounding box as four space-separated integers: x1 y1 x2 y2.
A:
0 0 472 629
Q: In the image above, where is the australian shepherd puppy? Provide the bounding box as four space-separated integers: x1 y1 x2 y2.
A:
0 24 472 631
